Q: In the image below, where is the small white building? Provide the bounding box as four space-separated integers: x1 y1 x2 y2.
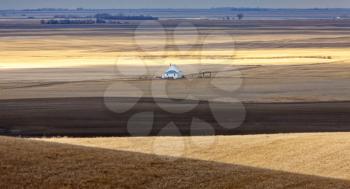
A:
161 64 184 79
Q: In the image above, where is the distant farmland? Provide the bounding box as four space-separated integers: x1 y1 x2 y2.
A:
1 8 350 20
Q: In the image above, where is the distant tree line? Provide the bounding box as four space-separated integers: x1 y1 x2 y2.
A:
54 15 90 19
41 19 96 24
94 13 158 20
23 8 71 11
40 13 158 24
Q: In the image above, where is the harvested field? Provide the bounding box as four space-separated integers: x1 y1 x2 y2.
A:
1 134 350 188
0 133 350 189
2 19 350 188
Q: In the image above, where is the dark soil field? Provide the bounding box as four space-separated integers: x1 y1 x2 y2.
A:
0 97 349 137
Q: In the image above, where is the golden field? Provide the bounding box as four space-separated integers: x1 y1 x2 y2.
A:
38 133 350 181
1 29 350 69
1 21 350 188
0 23 349 117
2 133 350 188
1 25 350 102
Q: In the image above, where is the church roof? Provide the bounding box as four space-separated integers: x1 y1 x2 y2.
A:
165 64 182 73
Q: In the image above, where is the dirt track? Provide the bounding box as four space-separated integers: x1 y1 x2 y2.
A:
0 97 349 137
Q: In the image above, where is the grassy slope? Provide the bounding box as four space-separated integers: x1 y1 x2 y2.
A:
40 133 350 180
0 134 350 188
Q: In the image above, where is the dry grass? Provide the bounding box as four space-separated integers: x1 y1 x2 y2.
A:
39 133 350 181
1 27 350 69
1 25 350 187
1 26 350 102
1 63 350 102
1 134 350 188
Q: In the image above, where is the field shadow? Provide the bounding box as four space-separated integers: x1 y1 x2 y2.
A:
1 136 350 188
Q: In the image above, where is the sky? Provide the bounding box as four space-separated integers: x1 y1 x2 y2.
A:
1 0 350 9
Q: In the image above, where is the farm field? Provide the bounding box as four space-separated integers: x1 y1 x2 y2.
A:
1 20 350 135
2 133 350 188
1 20 350 102
1 19 350 188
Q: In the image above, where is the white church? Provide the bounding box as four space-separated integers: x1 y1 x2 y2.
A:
161 64 184 79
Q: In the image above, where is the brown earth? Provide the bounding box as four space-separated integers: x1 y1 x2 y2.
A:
0 97 349 137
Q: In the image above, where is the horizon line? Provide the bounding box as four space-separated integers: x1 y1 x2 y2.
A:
1 7 350 11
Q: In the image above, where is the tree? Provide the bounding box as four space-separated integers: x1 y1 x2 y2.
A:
237 13 244 20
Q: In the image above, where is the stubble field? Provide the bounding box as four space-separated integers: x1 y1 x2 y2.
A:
1 20 350 188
